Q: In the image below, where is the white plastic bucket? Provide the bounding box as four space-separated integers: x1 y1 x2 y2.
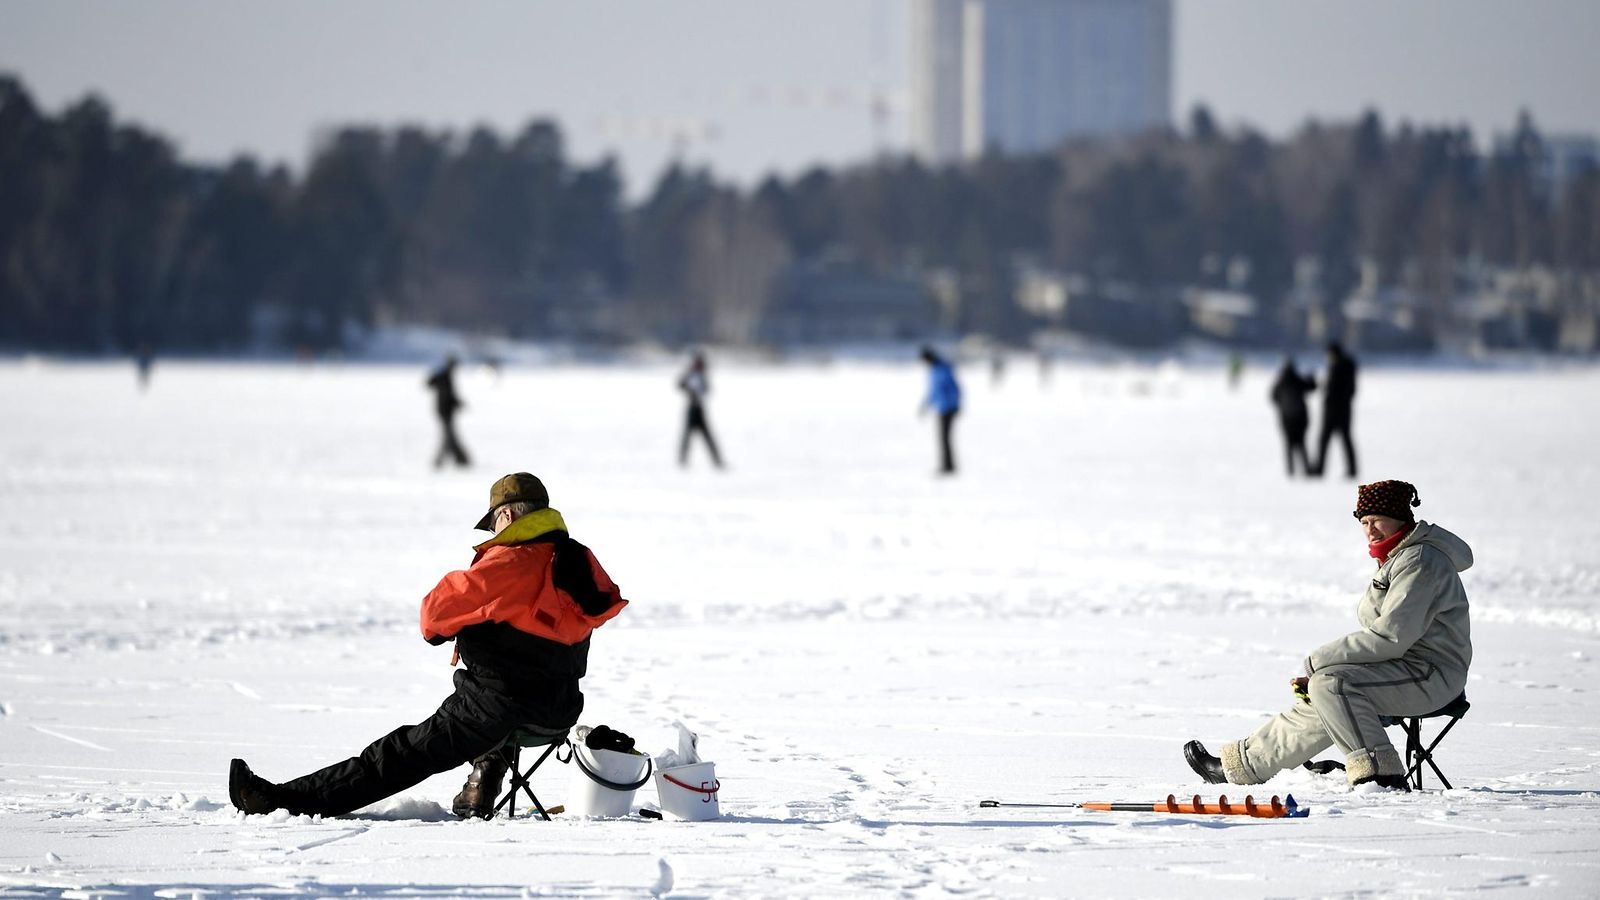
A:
567 744 653 817
653 761 720 821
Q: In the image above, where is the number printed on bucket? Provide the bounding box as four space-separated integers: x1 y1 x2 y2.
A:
654 762 721 821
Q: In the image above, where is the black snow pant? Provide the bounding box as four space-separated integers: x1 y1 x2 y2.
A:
679 404 723 468
1278 416 1311 476
273 669 561 817
1314 413 1356 478
937 409 958 474
434 413 470 468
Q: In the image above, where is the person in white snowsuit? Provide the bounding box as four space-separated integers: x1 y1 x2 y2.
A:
1185 480 1473 790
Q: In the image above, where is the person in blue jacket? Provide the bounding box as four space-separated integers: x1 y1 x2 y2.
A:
920 346 963 475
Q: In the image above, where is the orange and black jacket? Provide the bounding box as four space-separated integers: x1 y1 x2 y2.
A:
420 508 627 715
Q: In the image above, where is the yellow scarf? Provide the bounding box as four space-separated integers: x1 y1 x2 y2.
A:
473 507 568 552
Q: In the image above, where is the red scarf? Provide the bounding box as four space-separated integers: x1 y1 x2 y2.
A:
1369 524 1414 563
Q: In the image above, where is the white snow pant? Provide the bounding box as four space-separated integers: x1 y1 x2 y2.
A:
1221 659 1462 785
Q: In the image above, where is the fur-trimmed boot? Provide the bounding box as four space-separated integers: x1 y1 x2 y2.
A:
1345 747 1410 792
452 749 511 819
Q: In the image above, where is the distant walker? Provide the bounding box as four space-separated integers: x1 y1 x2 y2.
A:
678 351 724 469
427 355 471 469
919 346 962 476
1313 342 1358 478
1269 356 1317 477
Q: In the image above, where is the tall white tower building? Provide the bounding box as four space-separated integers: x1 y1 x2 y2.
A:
912 0 1172 163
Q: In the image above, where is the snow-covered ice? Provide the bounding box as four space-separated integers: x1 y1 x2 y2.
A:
1 357 1598 898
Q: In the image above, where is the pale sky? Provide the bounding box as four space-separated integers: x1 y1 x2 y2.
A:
2 0 1596 198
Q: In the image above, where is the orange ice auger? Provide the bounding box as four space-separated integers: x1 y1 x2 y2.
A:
980 793 1308 818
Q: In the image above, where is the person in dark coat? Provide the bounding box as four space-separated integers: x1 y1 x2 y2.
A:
677 351 724 468
228 473 629 819
135 343 154 390
426 355 471 469
1313 342 1359 478
920 346 962 475
1269 356 1317 477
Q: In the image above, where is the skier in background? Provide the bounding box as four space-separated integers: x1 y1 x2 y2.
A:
1184 480 1473 792
677 351 724 469
427 355 471 469
228 473 629 819
1269 356 1317 477
1313 341 1359 478
919 346 962 475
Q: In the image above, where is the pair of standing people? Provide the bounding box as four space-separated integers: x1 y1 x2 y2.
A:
1271 341 1358 478
424 353 728 473
688 348 963 476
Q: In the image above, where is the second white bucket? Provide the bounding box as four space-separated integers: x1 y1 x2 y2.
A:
568 744 653 817
653 761 721 821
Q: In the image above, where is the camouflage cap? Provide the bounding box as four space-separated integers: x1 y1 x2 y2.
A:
474 472 550 531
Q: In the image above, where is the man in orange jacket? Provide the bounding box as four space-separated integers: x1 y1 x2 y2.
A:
228 473 628 818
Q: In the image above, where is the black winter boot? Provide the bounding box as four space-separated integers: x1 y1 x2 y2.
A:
452 749 510 820
1184 740 1228 785
228 759 280 815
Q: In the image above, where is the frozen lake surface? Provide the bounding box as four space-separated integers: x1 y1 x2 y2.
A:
1 358 1598 897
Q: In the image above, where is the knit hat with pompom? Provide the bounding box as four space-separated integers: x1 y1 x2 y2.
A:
1353 480 1421 523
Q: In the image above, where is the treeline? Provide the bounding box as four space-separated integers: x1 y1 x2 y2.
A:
2 72 1597 353
0 74 628 351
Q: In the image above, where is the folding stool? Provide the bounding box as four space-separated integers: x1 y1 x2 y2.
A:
1380 691 1471 790
493 725 572 820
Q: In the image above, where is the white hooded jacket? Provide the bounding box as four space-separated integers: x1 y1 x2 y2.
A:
1304 520 1474 684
